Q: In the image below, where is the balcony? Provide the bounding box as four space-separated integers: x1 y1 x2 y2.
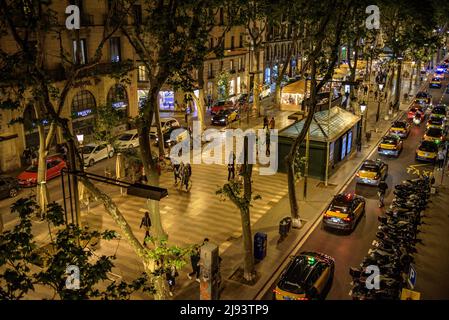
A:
47 61 133 82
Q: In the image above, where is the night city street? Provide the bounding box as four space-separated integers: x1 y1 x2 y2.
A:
1 0 449 313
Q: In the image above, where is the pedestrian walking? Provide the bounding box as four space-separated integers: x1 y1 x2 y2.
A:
140 211 152 247
263 115 268 129
227 162 235 181
166 266 179 297
173 162 182 184
378 179 389 208
265 128 271 156
185 111 189 125
183 163 192 191
374 90 378 100
363 85 368 96
437 149 445 170
188 246 201 282
269 117 275 129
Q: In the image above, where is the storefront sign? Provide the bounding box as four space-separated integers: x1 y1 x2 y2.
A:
76 109 92 117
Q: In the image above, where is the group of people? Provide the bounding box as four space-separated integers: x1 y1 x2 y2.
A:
173 161 192 191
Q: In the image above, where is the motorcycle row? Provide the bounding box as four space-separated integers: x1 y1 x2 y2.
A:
349 176 432 300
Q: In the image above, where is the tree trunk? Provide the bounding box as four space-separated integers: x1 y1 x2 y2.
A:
274 39 297 108
415 60 421 85
253 49 261 117
242 136 254 281
36 122 56 215
286 58 318 219
394 58 402 110
137 88 168 241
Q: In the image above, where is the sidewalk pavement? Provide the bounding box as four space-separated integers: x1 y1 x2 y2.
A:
173 72 428 300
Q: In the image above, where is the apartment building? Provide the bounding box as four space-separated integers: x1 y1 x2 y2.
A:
0 2 259 172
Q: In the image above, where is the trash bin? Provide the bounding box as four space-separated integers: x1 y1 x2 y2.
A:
254 232 267 261
279 217 292 237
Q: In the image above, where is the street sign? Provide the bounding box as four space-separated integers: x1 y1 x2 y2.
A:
401 288 421 300
408 263 417 289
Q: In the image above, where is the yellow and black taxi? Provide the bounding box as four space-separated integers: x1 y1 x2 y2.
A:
273 252 335 300
378 134 403 157
322 193 366 232
423 127 445 145
415 140 439 162
356 159 388 186
389 120 410 139
429 77 442 88
211 109 239 125
415 91 432 105
430 105 447 120
427 116 446 130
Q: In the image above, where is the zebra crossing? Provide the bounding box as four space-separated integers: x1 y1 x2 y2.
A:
83 161 289 283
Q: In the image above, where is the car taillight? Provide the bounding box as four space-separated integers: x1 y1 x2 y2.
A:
356 173 360 177
296 297 309 301
343 217 351 222
273 289 281 295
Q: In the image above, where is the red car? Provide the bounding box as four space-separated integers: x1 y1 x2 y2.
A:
407 106 424 121
210 100 234 115
17 156 66 187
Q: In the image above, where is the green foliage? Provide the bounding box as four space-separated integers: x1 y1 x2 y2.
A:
93 103 125 146
0 198 153 300
217 70 231 101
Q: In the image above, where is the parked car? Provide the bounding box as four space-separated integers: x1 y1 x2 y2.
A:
149 118 180 138
211 100 234 115
389 120 410 139
322 193 366 232
0 176 20 199
429 77 442 88
415 140 438 162
273 252 335 300
154 126 190 148
116 129 140 150
423 127 445 145
415 91 432 105
82 142 115 167
17 156 66 187
378 134 403 157
355 159 388 186
211 109 239 126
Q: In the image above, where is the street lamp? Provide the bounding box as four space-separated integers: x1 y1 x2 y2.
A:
358 102 367 151
76 134 84 169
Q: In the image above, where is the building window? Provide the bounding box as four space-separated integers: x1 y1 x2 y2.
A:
72 39 87 65
133 5 142 26
231 36 234 49
138 65 148 82
220 60 224 71
110 37 121 62
107 84 129 117
239 57 243 71
208 63 213 78
229 79 235 95
239 34 243 47
230 59 234 71
209 38 214 49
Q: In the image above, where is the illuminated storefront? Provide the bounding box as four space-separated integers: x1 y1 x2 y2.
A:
71 90 96 137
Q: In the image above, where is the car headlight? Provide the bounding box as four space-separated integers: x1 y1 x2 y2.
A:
220 119 225 122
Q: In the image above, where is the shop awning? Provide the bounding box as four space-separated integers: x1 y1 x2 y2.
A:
279 106 360 143
281 79 308 95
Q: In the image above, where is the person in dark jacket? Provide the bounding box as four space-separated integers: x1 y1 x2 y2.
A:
263 116 269 129
188 247 201 282
140 211 152 247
